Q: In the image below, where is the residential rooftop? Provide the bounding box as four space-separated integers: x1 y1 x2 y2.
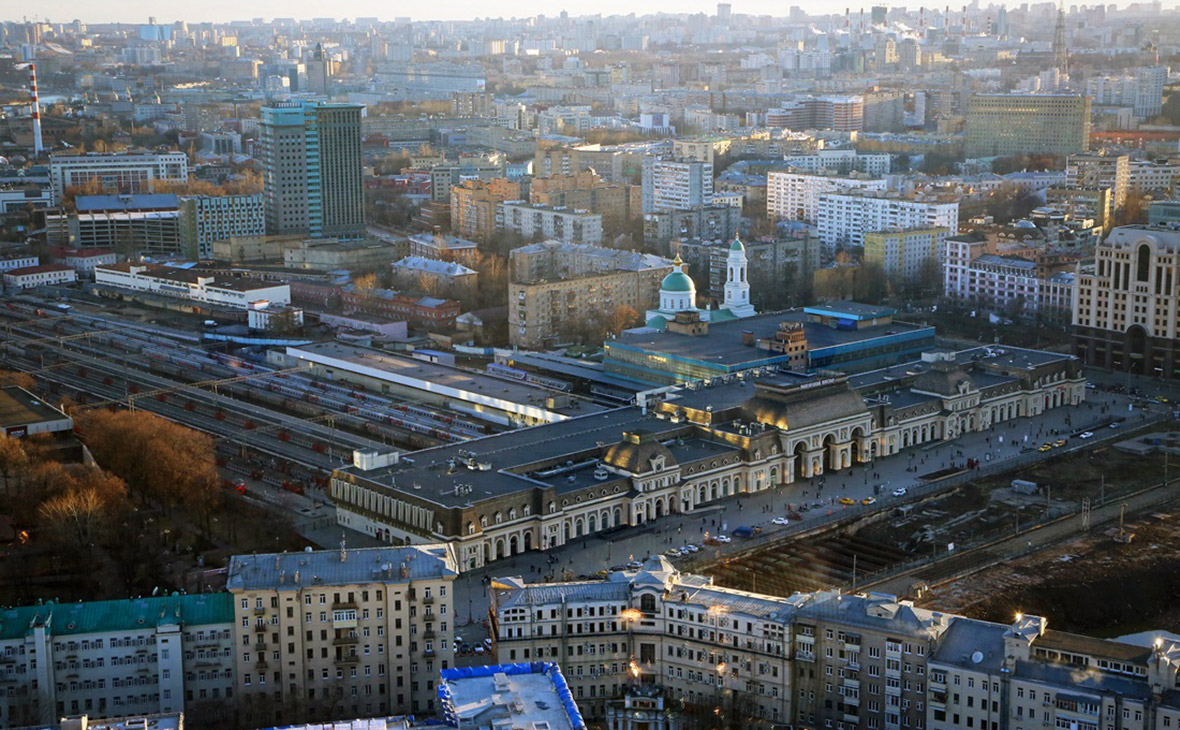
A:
439 662 586 730
227 545 459 592
0 593 232 642
75 193 179 212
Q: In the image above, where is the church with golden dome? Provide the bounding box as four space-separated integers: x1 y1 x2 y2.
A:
644 235 758 329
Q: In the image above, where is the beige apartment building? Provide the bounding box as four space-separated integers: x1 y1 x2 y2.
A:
492 559 1180 730
497 202 604 245
491 557 795 723
450 178 524 243
1067 151 1130 216
863 226 952 281
508 241 674 348
530 171 630 230
227 544 459 727
929 614 1180 730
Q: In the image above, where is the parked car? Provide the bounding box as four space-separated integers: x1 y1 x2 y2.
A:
683 543 700 553
715 534 732 543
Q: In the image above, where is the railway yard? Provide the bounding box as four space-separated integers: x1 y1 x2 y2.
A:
0 298 520 499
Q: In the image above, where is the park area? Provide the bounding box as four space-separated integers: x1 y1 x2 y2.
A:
0 372 311 605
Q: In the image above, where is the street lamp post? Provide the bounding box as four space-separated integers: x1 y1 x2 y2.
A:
714 661 727 730
620 608 644 685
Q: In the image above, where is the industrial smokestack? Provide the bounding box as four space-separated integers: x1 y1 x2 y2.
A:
16 62 43 156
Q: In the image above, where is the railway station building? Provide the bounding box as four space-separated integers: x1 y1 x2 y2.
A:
330 345 1085 570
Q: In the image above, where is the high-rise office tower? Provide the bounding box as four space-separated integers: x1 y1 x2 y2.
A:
307 42 331 95
1073 225 1180 378
964 93 1090 157
259 101 365 239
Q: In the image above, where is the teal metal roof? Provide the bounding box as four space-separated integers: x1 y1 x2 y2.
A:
660 271 694 292
0 593 233 641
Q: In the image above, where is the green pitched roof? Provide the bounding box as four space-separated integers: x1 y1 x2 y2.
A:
0 593 233 641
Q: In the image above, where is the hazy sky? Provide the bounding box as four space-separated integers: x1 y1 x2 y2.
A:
17 0 1176 24
20 0 873 24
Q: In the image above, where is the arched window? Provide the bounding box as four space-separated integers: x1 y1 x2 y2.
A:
495 512 503 524
640 594 656 612
467 522 476 535
509 509 517 520
1138 243 1152 282
523 505 531 516
480 516 488 528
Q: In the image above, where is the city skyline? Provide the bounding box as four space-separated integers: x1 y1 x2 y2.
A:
11 0 1180 24
0 0 1178 725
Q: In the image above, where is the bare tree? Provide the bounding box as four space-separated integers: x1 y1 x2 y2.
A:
0 435 28 494
39 487 107 549
0 370 36 389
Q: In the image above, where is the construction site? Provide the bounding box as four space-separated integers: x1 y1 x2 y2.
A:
701 429 1180 622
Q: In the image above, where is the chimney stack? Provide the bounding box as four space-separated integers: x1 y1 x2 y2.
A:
22 63 43 156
